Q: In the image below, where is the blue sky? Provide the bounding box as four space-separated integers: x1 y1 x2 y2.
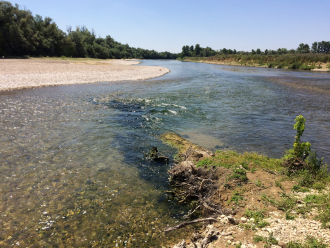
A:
9 0 330 53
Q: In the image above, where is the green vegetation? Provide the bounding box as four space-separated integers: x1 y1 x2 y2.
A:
275 180 284 190
179 42 330 70
253 233 278 247
244 208 270 228
0 2 177 59
228 190 244 205
284 115 311 161
196 150 283 172
286 236 327 248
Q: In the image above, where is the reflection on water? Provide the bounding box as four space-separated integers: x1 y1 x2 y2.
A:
0 60 330 247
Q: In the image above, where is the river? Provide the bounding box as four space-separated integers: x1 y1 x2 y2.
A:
0 60 329 247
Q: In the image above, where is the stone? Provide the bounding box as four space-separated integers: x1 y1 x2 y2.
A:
241 217 247 223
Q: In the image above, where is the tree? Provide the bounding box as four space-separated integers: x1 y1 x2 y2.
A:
195 44 201 56
189 45 194 52
297 43 310 53
256 48 261 54
311 42 318 53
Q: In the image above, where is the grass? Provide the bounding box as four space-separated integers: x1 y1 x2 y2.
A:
286 236 327 248
228 190 244 205
244 208 270 228
196 150 283 171
275 180 284 190
253 233 278 247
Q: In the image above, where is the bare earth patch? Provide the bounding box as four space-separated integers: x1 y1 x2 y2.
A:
0 58 169 91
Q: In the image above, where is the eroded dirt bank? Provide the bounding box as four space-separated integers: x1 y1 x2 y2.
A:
161 133 330 248
0 58 169 91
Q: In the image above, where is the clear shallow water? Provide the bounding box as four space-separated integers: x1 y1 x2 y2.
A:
0 60 330 247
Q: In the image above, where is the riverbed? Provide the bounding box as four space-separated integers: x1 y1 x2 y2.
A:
0 60 329 247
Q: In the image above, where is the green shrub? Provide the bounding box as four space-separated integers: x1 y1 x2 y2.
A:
284 115 311 160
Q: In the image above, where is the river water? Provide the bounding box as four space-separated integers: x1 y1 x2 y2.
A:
0 60 330 247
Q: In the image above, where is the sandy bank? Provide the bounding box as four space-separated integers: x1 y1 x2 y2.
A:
0 58 170 91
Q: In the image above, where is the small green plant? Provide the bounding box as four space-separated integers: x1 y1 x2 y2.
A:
264 232 278 248
286 211 295 220
255 179 263 187
253 235 264 243
229 167 248 184
286 236 327 248
275 180 284 190
292 185 301 192
244 208 269 228
284 115 311 160
228 191 244 204
251 167 257 173
235 241 242 248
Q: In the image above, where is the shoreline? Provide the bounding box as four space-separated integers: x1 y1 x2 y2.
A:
162 133 330 248
182 58 330 72
0 58 170 92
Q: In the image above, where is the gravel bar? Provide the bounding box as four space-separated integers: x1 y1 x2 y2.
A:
0 59 170 91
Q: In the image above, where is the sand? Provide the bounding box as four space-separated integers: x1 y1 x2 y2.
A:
0 58 170 91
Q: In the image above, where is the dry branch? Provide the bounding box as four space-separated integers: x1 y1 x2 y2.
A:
164 218 217 234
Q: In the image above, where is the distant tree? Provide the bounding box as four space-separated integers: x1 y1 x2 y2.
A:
256 48 261 54
189 45 194 52
297 43 310 53
312 42 318 53
264 49 268 55
195 44 201 56
233 49 237 54
251 49 256 54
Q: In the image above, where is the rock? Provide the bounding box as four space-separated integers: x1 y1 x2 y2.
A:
249 218 255 223
227 216 239 225
173 240 186 248
227 240 232 245
241 217 247 223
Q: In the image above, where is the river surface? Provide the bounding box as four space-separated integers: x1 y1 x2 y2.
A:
0 60 330 247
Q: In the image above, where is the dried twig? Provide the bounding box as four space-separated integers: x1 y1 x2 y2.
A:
262 168 278 175
164 218 217 234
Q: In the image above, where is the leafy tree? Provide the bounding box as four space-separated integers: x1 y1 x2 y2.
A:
189 45 194 52
195 44 201 56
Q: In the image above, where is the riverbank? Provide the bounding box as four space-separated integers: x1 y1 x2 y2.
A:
0 58 170 91
161 133 330 248
181 57 330 72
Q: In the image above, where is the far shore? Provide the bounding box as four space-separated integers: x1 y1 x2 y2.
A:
182 58 330 72
0 58 170 92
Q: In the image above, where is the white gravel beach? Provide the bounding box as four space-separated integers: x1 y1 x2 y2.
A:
0 58 169 91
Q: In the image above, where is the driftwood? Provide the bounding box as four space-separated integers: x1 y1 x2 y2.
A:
164 218 217 234
262 168 278 175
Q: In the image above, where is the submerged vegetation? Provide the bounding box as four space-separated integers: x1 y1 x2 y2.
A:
0 2 177 59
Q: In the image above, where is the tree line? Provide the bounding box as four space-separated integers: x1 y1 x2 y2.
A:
0 1 178 59
180 42 330 58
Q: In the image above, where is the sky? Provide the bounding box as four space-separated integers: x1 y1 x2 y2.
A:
8 0 330 53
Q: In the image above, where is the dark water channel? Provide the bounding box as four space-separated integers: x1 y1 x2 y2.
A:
0 60 330 247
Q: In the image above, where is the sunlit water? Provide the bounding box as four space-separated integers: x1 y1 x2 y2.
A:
1 60 330 247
